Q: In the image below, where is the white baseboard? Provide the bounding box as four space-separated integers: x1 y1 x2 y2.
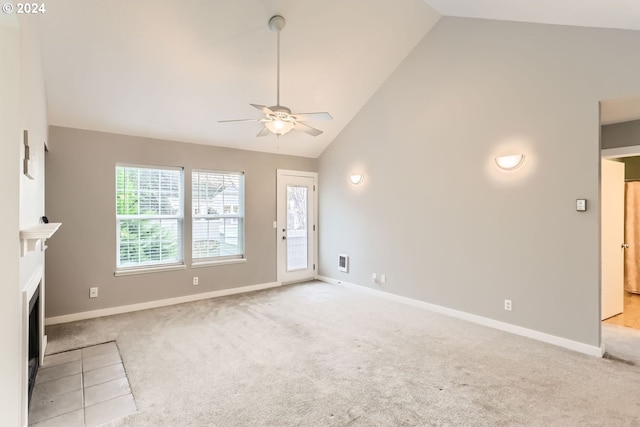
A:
45 282 281 325
316 276 604 358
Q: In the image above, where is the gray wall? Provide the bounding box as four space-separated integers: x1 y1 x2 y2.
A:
601 120 640 179
318 17 640 347
602 119 640 150
45 126 316 318
622 157 640 180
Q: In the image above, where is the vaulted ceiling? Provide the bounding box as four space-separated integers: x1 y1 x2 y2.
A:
38 0 640 158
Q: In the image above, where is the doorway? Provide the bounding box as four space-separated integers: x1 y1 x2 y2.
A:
276 169 317 284
600 95 640 340
601 152 640 331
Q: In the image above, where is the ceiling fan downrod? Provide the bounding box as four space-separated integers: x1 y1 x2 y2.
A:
268 15 286 107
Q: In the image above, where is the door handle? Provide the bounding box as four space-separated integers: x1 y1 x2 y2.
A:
622 243 629 249
282 235 287 240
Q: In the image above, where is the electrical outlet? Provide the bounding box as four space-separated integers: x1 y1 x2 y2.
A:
89 287 98 298
504 299 512 311
193 277 199 286
371 273 377 283
380 274 386 284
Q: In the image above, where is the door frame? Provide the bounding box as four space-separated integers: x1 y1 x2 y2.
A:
276 169 318 285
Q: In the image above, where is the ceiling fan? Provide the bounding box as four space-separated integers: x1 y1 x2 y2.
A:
219 15 332 137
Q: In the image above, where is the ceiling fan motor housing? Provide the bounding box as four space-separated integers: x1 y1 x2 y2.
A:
269 105 292 116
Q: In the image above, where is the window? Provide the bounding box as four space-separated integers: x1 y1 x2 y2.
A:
192 170 244 262
116 165 183 270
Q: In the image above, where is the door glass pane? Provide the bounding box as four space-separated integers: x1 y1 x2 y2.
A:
287 185 308 271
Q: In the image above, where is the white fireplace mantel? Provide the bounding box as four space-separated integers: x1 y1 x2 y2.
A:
19 223 61 257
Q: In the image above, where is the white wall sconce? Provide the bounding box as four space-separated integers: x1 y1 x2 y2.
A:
495 154 525 171
349 173 364 185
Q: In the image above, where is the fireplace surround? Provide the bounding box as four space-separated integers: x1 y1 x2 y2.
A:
19 222 60 425
21 266 46 425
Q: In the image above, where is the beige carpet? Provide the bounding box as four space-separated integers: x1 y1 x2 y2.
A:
602 323 640 366
46 281 640 426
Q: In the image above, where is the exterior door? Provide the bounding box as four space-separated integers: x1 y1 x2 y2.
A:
601 159 625 320
277 170 317 284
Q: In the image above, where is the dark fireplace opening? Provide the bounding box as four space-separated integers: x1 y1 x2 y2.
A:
28 286 40 406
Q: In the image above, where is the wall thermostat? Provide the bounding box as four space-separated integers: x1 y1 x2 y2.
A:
576 199 587 212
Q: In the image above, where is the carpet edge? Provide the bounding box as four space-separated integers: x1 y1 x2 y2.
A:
315 275 604 358
45 281 281 325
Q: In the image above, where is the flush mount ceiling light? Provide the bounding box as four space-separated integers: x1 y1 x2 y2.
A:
218 15 332 137
495 154 525 171
349 173 364 185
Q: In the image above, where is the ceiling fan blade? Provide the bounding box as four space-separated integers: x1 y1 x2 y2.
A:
218 118 261 123
292 112 333 121
293 122 323 137
256 127 271 137
250 104 275 115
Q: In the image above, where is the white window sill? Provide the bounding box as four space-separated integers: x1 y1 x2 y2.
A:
191 258 247 269
114 264 186 277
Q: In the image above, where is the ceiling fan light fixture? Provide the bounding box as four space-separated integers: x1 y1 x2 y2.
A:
265 118 294 135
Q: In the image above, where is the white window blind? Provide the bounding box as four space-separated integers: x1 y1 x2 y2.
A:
192 170 245 261
116 165 183 270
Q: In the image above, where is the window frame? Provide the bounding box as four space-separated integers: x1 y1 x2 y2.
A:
191 169 246 266
115 164 185 275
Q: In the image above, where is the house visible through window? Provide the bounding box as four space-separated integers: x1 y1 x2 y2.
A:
223 205 239 214
192 170 245 261
115 165 184 270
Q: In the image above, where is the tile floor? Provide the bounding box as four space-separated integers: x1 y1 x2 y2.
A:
603 292 640 330
29 342 136 427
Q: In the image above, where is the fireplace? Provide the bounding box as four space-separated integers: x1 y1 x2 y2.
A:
19 221 61 424
27 286 40 405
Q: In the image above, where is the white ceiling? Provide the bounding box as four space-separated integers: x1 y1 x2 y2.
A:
426 0 640 31
38 0 440 158
37 0 640 158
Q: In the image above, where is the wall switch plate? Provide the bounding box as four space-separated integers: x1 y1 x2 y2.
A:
193 277 199 286
273 221 277 229
504 299 512 311
576 199 587 212
89 287 98 298
371 273 377 283
380 274 386 284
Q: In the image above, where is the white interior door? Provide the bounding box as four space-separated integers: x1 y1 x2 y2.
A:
601 159 625 320
277 170 317 284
